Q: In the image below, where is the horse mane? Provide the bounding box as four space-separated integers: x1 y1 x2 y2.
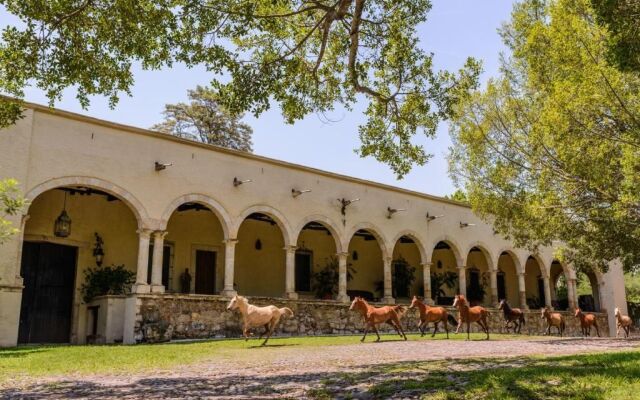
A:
501 300 513 313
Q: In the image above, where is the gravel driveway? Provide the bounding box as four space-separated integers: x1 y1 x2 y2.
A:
3 337 639 399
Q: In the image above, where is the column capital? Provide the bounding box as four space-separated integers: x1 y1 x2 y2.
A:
136 228 153 238
223 238 239 245
383 256 393 264
336 252 349 259
283 245 298 253
457 265 466 271
421 262 434 268
153 230 169 239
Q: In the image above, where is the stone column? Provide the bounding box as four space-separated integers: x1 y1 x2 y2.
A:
457 265 467 297
221 238 238 297
568 278 578 310
133 228 152 293
489 268 498 306
336 252 349 303
150 230 168 293
422 262 433 304
381 256 395 304
518 272 528 309
284 245 298 299
543 276 552 308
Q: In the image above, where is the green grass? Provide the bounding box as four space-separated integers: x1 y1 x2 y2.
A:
0 333 527 380
330 351 640 400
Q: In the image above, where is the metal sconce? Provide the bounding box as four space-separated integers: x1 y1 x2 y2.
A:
255 239 262 250
234 177 252 187
93 232 105 266
54 191 72 238
352 250 358 261
155 161 173 171
437 260 443 269
460 222 476 228
338 198 360 216
386 207 406 219
292 188 312 198
426 212 444 222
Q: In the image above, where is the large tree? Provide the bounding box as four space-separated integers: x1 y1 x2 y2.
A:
449 0 640 273
152 86 253 152
0 0 480 177
0 179 25 244
591 0 640 73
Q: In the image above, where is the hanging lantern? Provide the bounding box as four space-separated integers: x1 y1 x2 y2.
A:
54 191 72 237
93 232 105 266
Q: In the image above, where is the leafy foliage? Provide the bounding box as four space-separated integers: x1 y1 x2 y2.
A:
449 0 640 273
80 264 135 303
430 271 457 302
0 178 25 244
311 256 355 299
0 0 480 177
391 256 416 298
445 189 468 203
151 86 253 152
591 0 640 72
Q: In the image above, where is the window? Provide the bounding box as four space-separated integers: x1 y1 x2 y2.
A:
295 250 312 292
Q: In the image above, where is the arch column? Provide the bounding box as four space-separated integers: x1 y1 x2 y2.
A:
518 272 527 309
382 256 395 304
133 228 153 293
568 278 578 310
336 252 349 303
150 230 168 293
457 265 467 297
543 276 552 308
422 262 433 304
284 245 298 299
489 268 498 306
221 239 238 297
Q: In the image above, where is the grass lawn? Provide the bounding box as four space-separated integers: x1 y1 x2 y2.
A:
0 333 526 380
312 350 640 400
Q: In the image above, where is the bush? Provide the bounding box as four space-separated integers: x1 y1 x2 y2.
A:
80 264 135 303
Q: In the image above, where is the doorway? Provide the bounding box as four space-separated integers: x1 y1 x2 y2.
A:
18 242 77 343
195 249 216 294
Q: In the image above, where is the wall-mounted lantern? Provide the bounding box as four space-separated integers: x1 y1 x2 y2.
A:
54 191 72 238
352 250 359 261
292 188 312 198
386 207 406 219
93 232 105 266
155 161 173 171
426 212 444 222
255 238 262 250
234 177 252 187
459 222 476 228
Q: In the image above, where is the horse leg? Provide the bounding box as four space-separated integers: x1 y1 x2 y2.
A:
444 317 449 339
456 318 463 334
389 319 403 338
431 321 438 338
595 323 600 338
258 323 269 339
419 321 426 337
466 321 471 341
262 318 279 346
373 324 381 342
617 324 621 338
361 323 370 342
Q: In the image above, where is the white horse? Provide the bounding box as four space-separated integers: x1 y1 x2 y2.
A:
226 295 294 345
615 307 633 338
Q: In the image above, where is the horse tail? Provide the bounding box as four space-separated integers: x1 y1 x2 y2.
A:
279 307 294 318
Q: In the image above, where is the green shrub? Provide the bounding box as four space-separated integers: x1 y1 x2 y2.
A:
80 264 135 303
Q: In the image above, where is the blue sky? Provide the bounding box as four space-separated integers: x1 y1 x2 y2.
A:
2 1 515 197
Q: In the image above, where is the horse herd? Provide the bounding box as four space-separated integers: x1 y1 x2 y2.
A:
226 294 634 346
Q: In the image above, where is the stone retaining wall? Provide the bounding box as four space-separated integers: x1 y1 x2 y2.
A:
132 294 610 343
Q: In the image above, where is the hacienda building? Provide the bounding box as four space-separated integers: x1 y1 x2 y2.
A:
0 102 628 347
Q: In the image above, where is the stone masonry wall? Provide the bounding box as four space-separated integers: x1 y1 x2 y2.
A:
133 294 610 343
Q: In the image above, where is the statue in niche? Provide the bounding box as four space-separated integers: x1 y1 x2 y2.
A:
180 268 192 294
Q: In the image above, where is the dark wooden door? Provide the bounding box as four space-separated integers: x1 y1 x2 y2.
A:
19 242 77 344
497 273 506 301
195 250 216 294
295 252 312 292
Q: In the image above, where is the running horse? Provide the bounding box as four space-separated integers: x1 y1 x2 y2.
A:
452 294 490 340
575 308 601 337
498 299 525 334
349 297 407 342
226 295 294 346
541 307 565 337
409 296 450 338
615 307 633 338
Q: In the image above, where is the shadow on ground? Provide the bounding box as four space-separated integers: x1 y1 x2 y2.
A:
3 349 640 399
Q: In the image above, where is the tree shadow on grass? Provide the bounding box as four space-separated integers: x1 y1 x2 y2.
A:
2 351 639 399
0 347 51 359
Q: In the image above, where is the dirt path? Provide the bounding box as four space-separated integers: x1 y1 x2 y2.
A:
3 338 639 399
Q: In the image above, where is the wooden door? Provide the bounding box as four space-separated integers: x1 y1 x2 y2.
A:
18 242 77 343
195 250 216 294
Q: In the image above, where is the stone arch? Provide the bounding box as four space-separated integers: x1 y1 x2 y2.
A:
390 230 428 264
294 214 344 254
496 248 523 274
464 241 495 270
526 253 548 278
427 235 464 266
233 204 295 246
25 176 150 227
343 222 389 259
160 193 232 239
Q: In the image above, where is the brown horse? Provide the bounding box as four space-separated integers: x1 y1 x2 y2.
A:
349 297 407 342
615 307 633 338
452 294 489 340
498 299 525 334
575 308 600 337
541 307 565 337
409 296 449 338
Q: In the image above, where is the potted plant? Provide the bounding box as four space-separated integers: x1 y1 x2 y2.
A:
80 264 135 303
392 256 416 298
312 256 356 299
430 271 458 305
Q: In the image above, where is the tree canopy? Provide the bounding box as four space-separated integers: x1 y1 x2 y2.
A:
0 179 25 244
0 0 480 177
448 0 640 273
591 0 640 73
152 86 253 152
